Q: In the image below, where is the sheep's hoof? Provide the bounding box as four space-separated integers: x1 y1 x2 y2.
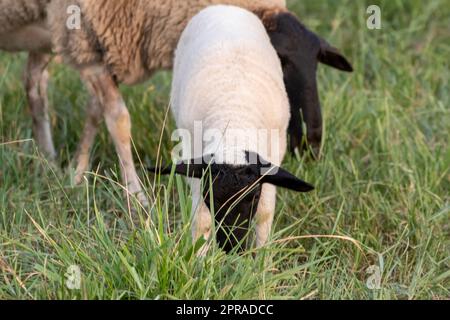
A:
70 165 90 186
73 171 86 186
68 155 90 186
124 184 150 209
134 191 149 208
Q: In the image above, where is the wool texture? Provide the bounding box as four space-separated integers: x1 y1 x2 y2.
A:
171 5 290 166
48 0 286 85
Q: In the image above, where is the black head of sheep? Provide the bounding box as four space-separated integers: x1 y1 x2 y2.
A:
148 151 314 253
263 11 353 157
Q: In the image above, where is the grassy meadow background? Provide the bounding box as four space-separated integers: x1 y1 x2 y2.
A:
0 0 449 299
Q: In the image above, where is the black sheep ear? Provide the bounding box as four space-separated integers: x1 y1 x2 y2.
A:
147 157 210 179
261 167 314 192
318 38 353 72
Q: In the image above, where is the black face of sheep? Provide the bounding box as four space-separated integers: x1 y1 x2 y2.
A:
148 152 314 253
201 164 262 253
265 12 353 157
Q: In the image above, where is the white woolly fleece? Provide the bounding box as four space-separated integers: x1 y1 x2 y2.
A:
171 5 290 166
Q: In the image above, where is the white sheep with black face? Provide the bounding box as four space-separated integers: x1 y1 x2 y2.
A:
150 5 314 253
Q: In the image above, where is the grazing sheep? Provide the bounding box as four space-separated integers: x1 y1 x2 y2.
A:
150 5 314 253
0 0 351 204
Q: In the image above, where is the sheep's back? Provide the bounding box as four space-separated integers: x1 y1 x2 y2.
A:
48 0 287 85
172 5 290 134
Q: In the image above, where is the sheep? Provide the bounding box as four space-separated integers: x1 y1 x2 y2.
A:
0 0 352 204
149 5 314 253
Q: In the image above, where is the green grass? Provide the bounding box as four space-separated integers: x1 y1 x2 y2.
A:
0 0 449 300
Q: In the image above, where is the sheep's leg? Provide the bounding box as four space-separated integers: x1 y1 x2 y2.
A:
192 202 213 256
24 52 56 160
73 95 103 185
255 184 277 248
80 66 147 205
190 179 212 256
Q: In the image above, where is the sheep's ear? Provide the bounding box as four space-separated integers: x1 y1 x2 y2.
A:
261 167 314 192
318 38 353 72
147 159 207 179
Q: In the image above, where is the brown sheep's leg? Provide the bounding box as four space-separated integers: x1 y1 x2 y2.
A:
73 95 103 185
24 52 56 160
80 66 147 206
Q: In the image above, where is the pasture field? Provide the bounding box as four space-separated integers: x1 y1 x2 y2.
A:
0 0 448 299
